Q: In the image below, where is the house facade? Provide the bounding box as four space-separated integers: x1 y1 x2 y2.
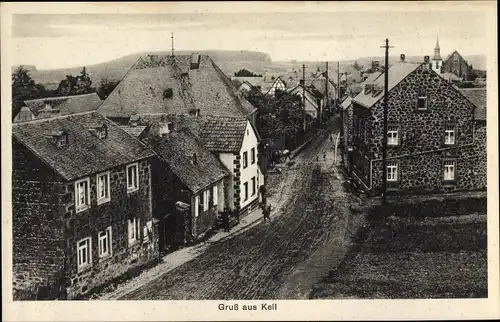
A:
349 58 486 196
287 84 322 120
12 112 157 300
442 50 475 81
139 121 230 251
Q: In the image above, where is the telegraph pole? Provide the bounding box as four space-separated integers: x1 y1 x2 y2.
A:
325 61 329 121
380 38 393 204
337 61 340 105
171 33 175 57
302 64 306 133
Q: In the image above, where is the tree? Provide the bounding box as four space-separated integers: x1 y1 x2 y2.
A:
11 66 48 113
96 77 120 100
352 61 362 71
234 69 262 77
56 67 95 96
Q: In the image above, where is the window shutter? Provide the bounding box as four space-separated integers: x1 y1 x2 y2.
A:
213 185 218 206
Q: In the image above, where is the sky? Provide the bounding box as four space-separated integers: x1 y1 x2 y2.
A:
8 2 489 70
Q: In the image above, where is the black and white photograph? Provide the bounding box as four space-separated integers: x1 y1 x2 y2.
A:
1 1 498 321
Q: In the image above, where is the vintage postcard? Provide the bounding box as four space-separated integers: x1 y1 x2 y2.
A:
1 1 499 321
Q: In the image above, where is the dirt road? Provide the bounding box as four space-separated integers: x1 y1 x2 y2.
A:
122 117 365 300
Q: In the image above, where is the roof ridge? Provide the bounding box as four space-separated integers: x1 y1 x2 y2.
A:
24 92 99 103
12 110 96 126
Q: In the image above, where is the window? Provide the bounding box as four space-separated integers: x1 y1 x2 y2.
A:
59 134 67 147
203 190 209 211
128 217 140 246
98 227 112 258
387 126 399 146
243 151 248 169
126 163 139 193
444 125 456 145
387 161 398 182
194 195 200 218
443 160 456 181
77 237 92 271
416 94 428 110
243 182 249 201
75 178 90 213
251 148 256 164
212 185 218 206
96 172 111 205
251 177 256 196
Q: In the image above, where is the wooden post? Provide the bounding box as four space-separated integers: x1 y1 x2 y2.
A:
380 38 393 204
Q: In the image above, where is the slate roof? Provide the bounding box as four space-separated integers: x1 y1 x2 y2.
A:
98 54 256 119
352 62 421 108
141 126 230 193
23 93 102 119
458 88 487 121
12 112 154 181
136 114 252 153
307 79 337 100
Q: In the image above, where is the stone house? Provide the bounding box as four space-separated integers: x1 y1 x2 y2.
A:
138 120 231 252
12 112 157 300
349 56 486 196
13 93 103 123
442 50 475 81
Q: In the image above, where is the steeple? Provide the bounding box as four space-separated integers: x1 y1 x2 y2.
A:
433 34 442 61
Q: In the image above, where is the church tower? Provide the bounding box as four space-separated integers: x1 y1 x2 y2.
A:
432 35 443 75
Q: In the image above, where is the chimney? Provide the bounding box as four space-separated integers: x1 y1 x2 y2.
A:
299 79 305 86
400 54 406 62
157 122 172 137
424 55 430 63
44 101 52 110
190 53 201 70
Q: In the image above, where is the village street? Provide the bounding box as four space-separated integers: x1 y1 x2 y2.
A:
118 116 367 300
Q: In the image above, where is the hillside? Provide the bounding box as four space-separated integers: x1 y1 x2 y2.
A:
12 51 486 90
12 50 272 90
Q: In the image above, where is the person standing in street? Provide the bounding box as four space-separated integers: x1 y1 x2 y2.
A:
263 203 272 222
222 208 230 232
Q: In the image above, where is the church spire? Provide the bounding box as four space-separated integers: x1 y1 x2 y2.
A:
433 34 442 61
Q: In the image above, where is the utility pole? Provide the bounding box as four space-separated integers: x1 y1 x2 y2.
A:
302 64 306 133
325 61 329 121
337 61 341 106
380 38 393 204
171 33 175 57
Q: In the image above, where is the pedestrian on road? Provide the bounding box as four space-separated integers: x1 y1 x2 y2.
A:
259 185 267 206
222 209 230 232
263 203 272 222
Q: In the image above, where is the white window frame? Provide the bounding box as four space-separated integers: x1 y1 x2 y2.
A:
126 163 139 193
75 178 91 213
98 227 112 258
387 161 398 182
59 134 67 147
77 237 92 272
251 148 256 164
387 126 399 146
96 172 111 205
128 217 140 246
194 195 200 218
444 126 456 145
416 96 428 110
242 151 248 169
251 177 256 196
443 160 456 181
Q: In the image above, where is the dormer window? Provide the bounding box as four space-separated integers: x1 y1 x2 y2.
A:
44 102 52 110
129 114 140 127
45 131 68 147
191 153 197 165
190 53 201 70
163 88 173 99
188 109 200 117
89 124 108 139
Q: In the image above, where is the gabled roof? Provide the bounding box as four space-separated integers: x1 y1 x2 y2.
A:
136 114 252 153
98 54 256 119
12 112 154 181
118 125 148 137
352 62 421 108
458 88 487 121
141 126 230 193
22 93 102 119
307 79 337 99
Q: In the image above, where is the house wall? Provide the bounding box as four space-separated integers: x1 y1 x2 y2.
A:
219 153 235 211
63 159 157 298
12 140 66 299
442 52 474 81
191 184 219 239
351 65 485 195
239 122 261 211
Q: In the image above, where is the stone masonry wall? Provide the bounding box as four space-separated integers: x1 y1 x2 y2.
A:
63 159 158 298
353 64 486 195
12 140 66 299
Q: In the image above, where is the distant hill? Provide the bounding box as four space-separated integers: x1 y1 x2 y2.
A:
12 51 486 91
12 50 273 90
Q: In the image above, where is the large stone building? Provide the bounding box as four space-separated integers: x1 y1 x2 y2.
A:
348 56 486 196
12 112 158 299
442 50 475 81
